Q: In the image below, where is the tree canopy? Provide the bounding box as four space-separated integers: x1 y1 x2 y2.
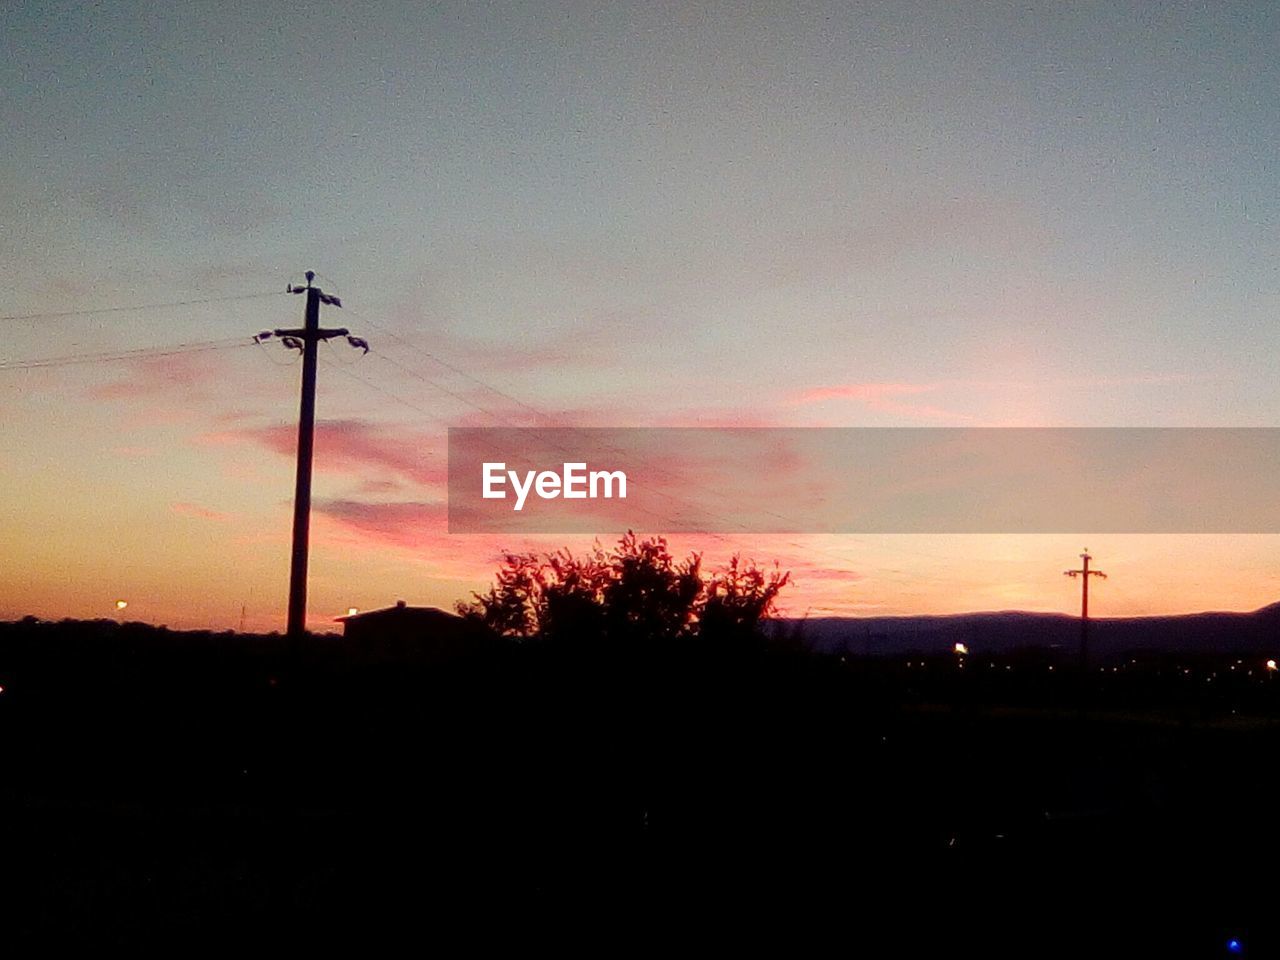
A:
457 532 789 648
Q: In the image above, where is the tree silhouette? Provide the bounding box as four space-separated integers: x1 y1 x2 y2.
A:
457 532 788 648
699 554 791 647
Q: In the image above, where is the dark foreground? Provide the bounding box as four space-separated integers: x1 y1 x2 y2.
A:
2 619 1278 956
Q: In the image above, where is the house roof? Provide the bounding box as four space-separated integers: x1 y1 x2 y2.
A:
334 601 463 624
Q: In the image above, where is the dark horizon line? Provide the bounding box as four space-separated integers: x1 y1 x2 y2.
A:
5 598 1280 634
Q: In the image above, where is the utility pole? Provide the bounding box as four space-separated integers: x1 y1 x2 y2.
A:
1064 549 1106 674
255 271 368 641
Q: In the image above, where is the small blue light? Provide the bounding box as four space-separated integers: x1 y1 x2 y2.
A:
1227 939 1242 954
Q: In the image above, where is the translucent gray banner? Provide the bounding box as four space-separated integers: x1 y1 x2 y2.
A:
447 428 1280 533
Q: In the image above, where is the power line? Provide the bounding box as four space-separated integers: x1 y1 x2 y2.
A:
0 290 284 322
317 342 758 549
368 347 524 423
343 314 854 531
319 323 1026 598
328 353 740 541
333 303 1044 586
342 315 1000 580
0 336 256 371
353 344 879 572
351 311 573 426
256 336 303 368
320 351 452 423
333 340 1111 601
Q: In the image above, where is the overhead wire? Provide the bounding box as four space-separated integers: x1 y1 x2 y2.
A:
0 290 284 322
0 280 1062 597
338 306 999 582
335 310 982 586
322 350 736 541
0 336 257 371
142 291 1075 598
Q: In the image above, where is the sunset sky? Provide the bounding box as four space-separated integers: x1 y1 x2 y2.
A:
3 2 1278 630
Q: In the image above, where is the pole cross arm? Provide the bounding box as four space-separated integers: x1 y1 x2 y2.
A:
272 326 350 341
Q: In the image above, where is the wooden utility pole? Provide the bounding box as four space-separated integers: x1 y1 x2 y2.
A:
255 271 367 640
1064 549 1106 674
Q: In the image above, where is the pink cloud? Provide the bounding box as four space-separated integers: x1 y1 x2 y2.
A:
302 501 872 615
314 499 448 550
785 565 866 583
212 419 448 490
210 409 262 425
358 478 404 495
443 403 790 431
89 352 228 402
311 498 549 581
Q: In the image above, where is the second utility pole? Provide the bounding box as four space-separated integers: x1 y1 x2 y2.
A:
1064 549 1107 675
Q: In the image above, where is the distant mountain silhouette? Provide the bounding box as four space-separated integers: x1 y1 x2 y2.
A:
778 601 1280 659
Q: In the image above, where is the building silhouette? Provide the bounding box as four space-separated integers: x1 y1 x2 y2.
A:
336 600 499 664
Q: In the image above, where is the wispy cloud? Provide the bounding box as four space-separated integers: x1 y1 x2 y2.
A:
790 381 979 423
209 419 448 490
312 498 542 582
790 374 1193 425
170 501 230 522
88 352 228 402
315 498 448 550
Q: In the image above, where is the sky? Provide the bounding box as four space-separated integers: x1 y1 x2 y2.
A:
2 1 1278 631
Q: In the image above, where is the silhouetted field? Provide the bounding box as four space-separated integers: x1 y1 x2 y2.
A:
1 616 1277 954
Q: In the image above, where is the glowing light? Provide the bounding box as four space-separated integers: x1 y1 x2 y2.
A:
954 642 968 655
1227 939 1243 954
347 607 359 616
1266 660 1277 672
115 599 128 611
